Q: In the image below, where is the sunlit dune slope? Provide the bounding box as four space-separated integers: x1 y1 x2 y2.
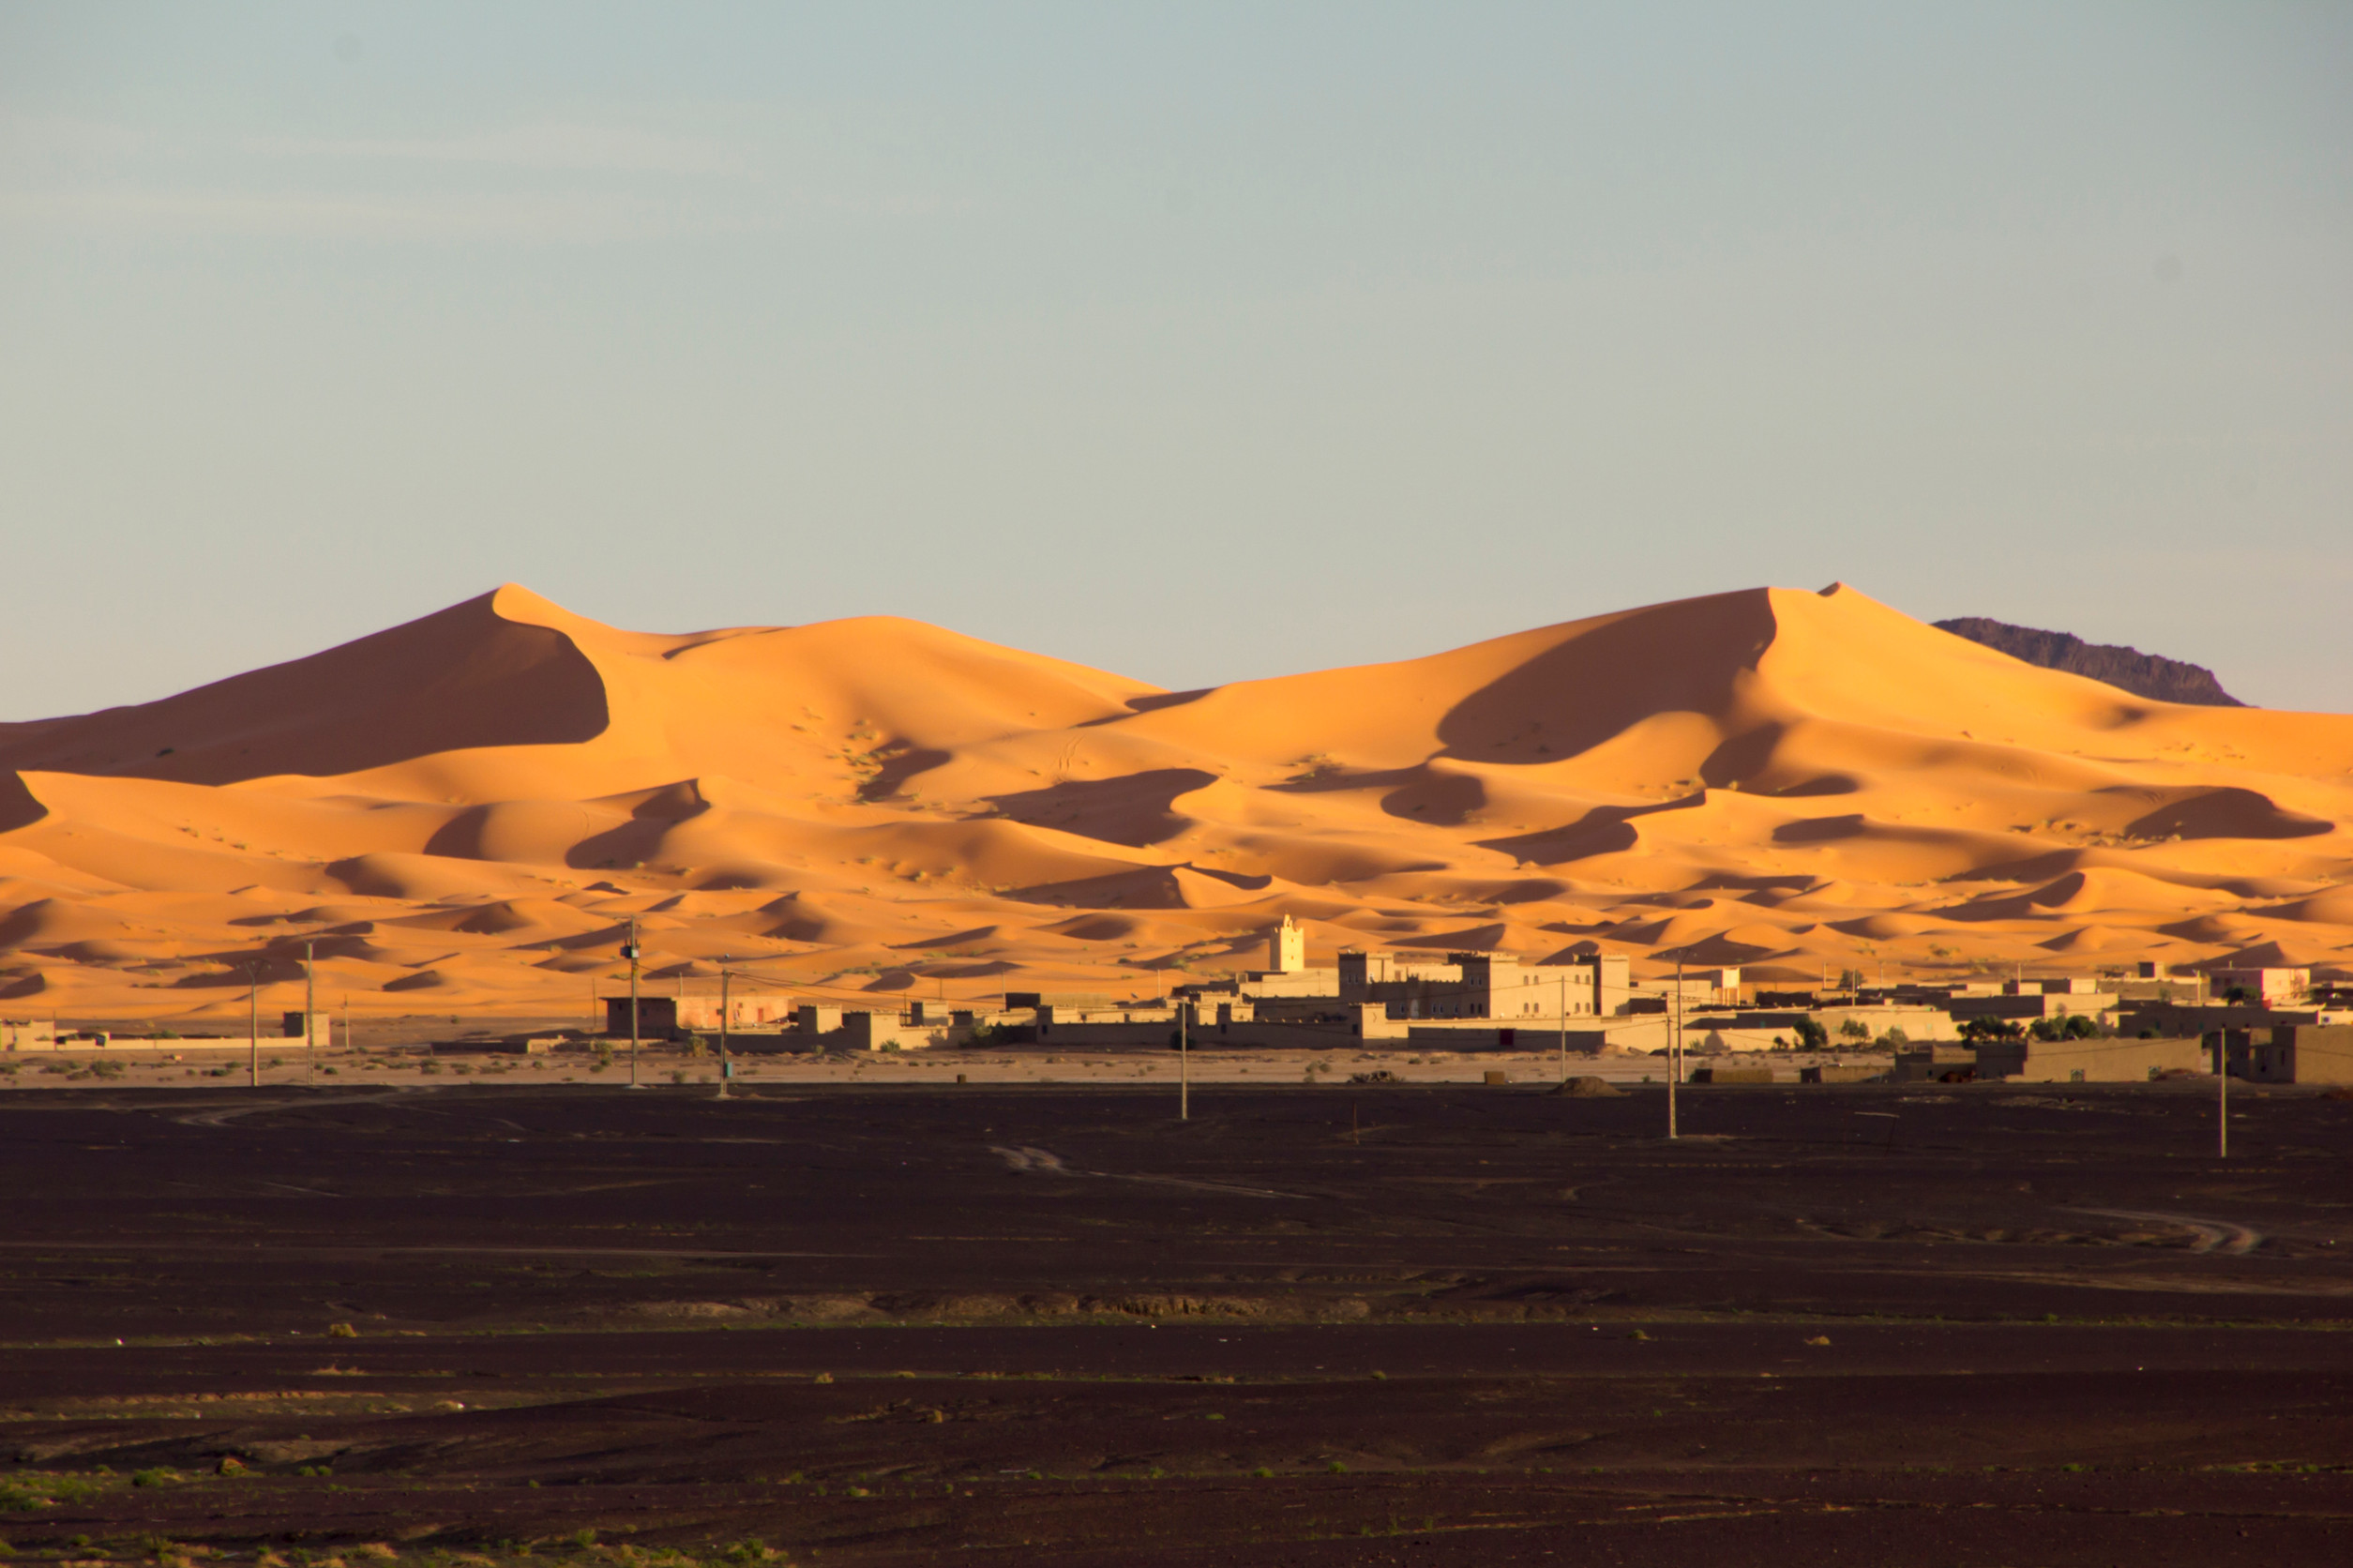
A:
4 581 2348 1021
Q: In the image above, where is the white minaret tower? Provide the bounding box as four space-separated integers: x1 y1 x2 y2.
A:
1269 914 1305 973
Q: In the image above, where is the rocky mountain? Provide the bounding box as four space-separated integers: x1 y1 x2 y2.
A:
1933 618 2245 707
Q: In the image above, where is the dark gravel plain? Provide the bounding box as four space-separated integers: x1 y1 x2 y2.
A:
2 1078 2350 1564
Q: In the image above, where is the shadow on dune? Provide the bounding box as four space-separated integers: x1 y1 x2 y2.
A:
857 747 952 802
983 769 1217 848
2122 787 2330 841
1079 688 1214 725
1482 795 1704 865
0 590 611 788
1772 813 1867 844
1434 591 1775 764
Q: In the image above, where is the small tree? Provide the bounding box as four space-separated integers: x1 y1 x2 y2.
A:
1793 1018 1829 1050
1960 1016 2025 1044
1838 1018 1871 1042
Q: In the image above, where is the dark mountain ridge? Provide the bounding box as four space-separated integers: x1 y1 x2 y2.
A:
1934 617 2244 707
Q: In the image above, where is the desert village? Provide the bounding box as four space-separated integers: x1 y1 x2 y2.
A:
562 913 2353 1087
16 912 2348 1090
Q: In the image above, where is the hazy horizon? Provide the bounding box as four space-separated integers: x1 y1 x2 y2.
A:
5 2 2349 716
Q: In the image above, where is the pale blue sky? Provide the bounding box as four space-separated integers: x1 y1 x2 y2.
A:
4 2 2348 717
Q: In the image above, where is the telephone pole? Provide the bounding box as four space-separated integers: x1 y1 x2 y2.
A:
1667 958 1682 1140
304 941 317 1088
248 964 260 1088
1558 973 1568 1085
624 916 641 1089
716 955 732 1100
1179 999 1189 1121
2218 1030 2229 1159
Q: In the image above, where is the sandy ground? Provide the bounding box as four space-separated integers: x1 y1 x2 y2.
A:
1 1079 2347 1564
3 581 2348 1033
3 1048 1753 1089
6 1039 1868 1090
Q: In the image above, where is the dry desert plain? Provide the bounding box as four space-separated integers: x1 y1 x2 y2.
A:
3 580 2351 1023
2 1078 2352 1565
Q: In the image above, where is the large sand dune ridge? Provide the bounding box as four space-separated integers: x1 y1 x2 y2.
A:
4 581 2348 1022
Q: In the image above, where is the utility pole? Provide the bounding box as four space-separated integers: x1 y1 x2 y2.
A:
624 916 641 1089
1558 973 1568 1085
1667 959 1682 1140
2218 1031 2229 1159
1179 998 1189 1122
303 941 317 1088
716 956 732 1100
248 964 260 1088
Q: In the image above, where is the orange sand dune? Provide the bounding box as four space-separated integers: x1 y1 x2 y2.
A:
4 581 2350 1022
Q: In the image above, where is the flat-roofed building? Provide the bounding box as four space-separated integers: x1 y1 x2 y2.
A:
1340 951 1636 1021
1973 1034 2205 1083
1 1018 58 1051
2235 1024 2353 1085
2208 967 2310 1006
605 990 797 1037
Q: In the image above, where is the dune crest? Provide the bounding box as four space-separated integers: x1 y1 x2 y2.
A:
4 583 2348 1019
